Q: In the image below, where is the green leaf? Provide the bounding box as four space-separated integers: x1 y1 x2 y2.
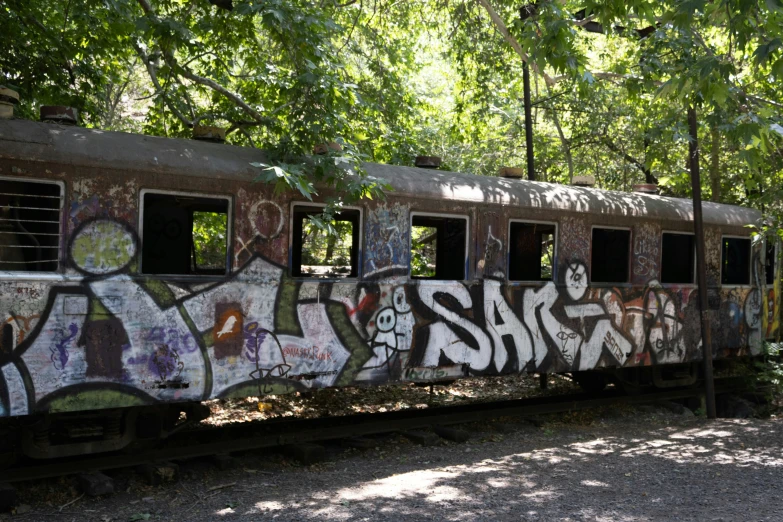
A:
766 0 783 12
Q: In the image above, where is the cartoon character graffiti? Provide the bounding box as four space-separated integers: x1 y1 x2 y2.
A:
358 286 414 379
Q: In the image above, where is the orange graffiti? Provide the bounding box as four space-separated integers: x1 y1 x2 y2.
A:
5 314 40 344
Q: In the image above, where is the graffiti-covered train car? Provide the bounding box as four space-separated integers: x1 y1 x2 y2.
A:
0 119 778 457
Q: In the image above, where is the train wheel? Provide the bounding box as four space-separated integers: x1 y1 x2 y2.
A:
572 371 609 393
0 427 18 470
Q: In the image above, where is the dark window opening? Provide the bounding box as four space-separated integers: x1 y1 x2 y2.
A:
291 206 360 278
766 240 776 285
721 237 751 285
0 179 61 272
509 222 555 281
591 228 630 284
411 215 467 280
661 233 694 284
141 193 229 276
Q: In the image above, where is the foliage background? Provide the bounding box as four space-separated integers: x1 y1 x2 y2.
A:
3 0 783 235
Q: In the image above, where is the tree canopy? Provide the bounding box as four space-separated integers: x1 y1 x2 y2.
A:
3 0 783 230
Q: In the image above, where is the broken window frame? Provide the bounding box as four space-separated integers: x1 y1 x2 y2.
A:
720 235 752 287
409 211 469 281
590 225 632 285
138 188 233 278
289 202 363 280
660 231 696 285
0 176 64 275
507 219 558 283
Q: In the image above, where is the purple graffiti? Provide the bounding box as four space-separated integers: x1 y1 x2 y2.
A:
69 195 101 227
51 323 78 370
145 327 198 354
243 322 267 362
149 344 184 381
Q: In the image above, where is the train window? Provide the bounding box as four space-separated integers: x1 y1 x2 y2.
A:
591 227 630 283
141 191 230 276
508 221 556 282
766 239 776 285
661 232 695 284
410 214 467 280
721 237 751 285
291 205 360 278
0 178 62 272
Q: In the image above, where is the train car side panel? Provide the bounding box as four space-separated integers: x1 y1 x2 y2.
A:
0 120 771 419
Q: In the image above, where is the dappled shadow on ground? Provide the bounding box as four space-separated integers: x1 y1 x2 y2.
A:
226 419 783 522
9 415 782 521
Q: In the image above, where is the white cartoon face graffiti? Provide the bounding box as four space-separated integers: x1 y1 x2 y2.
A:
371 307 399 355
565 262 588 301
392 286 410 314
375 307 396 333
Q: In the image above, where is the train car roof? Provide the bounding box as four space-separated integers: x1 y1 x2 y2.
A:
0 119 760 227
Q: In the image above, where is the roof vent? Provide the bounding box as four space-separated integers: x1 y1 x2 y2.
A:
572 175 595 188
632 183 658 195
415 156 441 169
0 87 19 119
192 125 226 143
498 167 524 179
40 106 78 126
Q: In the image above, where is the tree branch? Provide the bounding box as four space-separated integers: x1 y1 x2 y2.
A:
601 136 657 184
476 0 556 87
542 85 573 182
132 42 193 127
136 0 268 125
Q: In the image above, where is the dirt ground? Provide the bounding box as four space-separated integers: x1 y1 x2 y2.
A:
4 402 783 522
203 373 579 426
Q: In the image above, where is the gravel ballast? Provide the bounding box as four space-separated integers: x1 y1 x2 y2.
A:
4 404 783 521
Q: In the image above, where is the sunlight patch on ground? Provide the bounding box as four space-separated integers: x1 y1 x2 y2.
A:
334 470 469 503
254 500 286 512
570 438 621 455
670 429 735 439
521 489 560 501
486 478 510 488
581 479 611 487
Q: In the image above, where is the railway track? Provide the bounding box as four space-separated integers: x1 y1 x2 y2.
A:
1 377 758 483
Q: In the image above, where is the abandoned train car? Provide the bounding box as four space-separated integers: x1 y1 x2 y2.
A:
0 118 778 455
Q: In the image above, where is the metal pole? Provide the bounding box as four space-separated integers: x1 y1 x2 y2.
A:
687 106 717 419
523 61 535 180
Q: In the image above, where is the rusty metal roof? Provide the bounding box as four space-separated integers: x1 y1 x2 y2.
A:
365 163 760 227
0 119 760 227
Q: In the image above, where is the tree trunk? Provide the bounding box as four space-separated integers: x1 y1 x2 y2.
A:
324 234 337 263
546 91 574 183
709 125 721 202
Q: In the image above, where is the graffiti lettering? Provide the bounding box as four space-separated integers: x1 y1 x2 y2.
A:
16 287 41 300
403 365 464 382
417 283 493 371
282 346 334 362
